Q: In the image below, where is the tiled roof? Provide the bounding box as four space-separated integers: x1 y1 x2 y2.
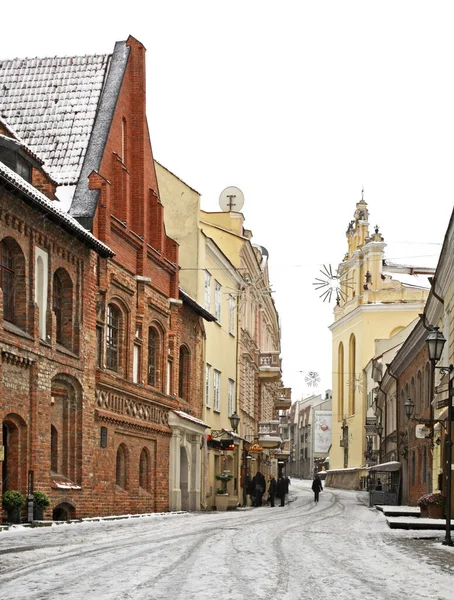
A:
0 54 110 185
0 159 113 257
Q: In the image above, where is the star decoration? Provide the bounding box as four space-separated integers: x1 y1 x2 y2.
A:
347 373 364 393
313 264 355 304
304 371 321 388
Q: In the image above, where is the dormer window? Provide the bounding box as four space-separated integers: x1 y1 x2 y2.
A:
0 145 32 182
16 154 31 182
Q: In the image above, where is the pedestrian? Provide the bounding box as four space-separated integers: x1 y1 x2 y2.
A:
375 478 382 491
254 471 266 507
247 476 256 506
268 474 277 507
285 475 290 494
277 476 287 506
312 473 323 503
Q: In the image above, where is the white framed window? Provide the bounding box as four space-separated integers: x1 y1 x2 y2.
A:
228 378 235 417
35 247 49 340
204 271 211 311
205 364 211 407
166 360 172 396
133 344 141 383
228 295 235 335
213 369 221 412
214 281 222 321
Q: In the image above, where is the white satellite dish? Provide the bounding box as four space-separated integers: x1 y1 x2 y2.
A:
219 186 245 212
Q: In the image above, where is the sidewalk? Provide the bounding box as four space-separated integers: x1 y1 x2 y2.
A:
375 504 454 530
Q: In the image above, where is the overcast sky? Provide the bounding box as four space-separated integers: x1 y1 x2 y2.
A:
3 1 453 400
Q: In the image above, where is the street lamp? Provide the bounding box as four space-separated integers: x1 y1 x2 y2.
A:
229 412 240 433
424 327 453 547
404 398 415 420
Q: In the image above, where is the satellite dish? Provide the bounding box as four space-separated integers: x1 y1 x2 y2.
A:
219 186 245 212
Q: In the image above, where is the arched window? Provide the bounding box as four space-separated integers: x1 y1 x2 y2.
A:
106 304 120 371
338 342 344 419
411 377 417 415
51 375 83 484
53 273 63 344
36 253 46 339
179 345 190 400
121 117 127 164
148 327 161 387
52 269 73 350
348 334 356 415
416 371 422 414
1 240 15 322
424 363 431 410
0 238 26 330
51 425 58 472
139 448 150 491
116 444 128 489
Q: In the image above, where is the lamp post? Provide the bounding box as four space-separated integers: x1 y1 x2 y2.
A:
376 423 383 462
229 412 240 433
407 326 453 546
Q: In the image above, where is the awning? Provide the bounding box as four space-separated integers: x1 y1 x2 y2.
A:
368 461 401 472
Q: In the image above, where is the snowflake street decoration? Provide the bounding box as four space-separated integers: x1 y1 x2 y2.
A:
347 373 364 393
304 371 321 388
313 264 354 304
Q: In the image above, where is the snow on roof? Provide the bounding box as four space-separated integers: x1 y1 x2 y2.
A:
0 159 113 257
384 240 441 271
173 410 209 428
0 53 111 185
382 270 432 290
368 461 401 472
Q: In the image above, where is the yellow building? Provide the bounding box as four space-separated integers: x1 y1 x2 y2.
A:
201 210 289 486
156 164 242 509
330 198 432 470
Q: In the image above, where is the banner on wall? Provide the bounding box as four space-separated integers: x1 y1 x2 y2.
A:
314 410 332 454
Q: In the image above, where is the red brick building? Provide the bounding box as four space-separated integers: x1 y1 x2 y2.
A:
0 37 210 520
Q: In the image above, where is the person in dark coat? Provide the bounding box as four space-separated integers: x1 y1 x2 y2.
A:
246 475 256 506
276 476 287 506
268 474 277 507
253 471 266 507
312 474 323 503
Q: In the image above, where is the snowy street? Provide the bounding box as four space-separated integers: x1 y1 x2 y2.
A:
0 479 453 600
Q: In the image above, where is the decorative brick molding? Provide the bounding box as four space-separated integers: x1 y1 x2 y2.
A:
1 350 34 368
95 387 169 427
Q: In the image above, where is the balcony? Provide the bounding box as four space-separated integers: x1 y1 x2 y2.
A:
274 387 292 410
258 420 282 448
259 352 282 380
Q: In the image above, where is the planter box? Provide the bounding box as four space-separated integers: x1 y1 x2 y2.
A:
6 508 21 524
215 494 230 511
33 508 44 521
428 504 444 519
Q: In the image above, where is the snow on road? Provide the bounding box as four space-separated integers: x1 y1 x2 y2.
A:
0 480 453 600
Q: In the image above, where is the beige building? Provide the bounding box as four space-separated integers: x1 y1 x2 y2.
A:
330 198 433 470
201 210 290 485
158 163 288 507
156 163 244 509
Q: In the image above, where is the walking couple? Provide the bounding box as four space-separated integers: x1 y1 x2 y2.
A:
268 474 289 507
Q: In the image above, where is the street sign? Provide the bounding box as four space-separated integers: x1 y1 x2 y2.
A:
436 398 450 410
415 424 432 439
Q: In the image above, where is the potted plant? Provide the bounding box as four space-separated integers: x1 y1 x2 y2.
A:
215 472 233 494
2 490 26 524
417 492 445 519
33 491 50 521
